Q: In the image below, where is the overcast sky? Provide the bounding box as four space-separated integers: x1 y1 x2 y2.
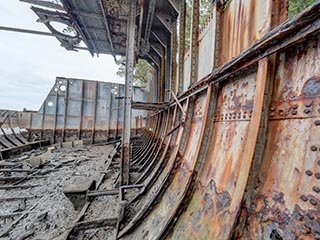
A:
0 1 123 111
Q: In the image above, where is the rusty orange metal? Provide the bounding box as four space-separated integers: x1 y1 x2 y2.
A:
235 35 320 240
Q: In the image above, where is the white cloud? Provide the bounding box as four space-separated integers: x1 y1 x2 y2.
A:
0 1 124 111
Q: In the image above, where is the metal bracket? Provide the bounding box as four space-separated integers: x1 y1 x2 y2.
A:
167 89 186 118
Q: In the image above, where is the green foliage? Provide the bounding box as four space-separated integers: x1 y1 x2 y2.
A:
288 0 317 17
115 57 151 87
185 0 213 50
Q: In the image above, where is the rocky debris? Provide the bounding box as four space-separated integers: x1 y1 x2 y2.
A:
0 144 119 240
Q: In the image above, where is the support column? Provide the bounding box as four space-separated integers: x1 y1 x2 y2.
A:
178 0 186 94
171 19 178 95
189 0 200 85
121 0 136 186
165 35 172 102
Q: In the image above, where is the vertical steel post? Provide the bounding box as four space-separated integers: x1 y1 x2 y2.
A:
41 97 46 140
190 0 200 85
92 81 98 144
165 35 172 102
78 80 84 140
171 19 178 95
160 47 166 102
53 89 58 143
105 84 112 140
62 80 69 142
178 0 186 94
121 0 136 186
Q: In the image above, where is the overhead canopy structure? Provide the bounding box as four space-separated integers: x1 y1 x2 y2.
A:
23 0 179 68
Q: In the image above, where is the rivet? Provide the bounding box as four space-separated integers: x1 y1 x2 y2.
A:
304 109 311 114
312 186 320 193
318 160 320 166
292 104 298 109
315 120 320 126
318 109 320 113
306 170 313 176
305 102 312 107
300 194 308 202
270 112 274 117
270 107 275 111
311 146 318 151
307 213 315 220
310 198 317 206
249 110 253 113
292 110 297 115
315 173 320 179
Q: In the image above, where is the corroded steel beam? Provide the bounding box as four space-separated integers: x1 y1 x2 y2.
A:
189 0 200 85
178 0 186 94
121 0 136 186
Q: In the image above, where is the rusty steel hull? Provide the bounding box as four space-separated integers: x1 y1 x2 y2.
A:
114 1 320 240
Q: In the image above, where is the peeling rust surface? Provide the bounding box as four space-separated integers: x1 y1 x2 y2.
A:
219 0 271 65
237 33 320 240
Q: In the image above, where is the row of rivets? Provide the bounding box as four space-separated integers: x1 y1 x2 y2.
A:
214 110 253 121
302 135 320 205
269 101 320 117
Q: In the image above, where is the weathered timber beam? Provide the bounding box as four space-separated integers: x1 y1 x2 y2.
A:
132 101 167 110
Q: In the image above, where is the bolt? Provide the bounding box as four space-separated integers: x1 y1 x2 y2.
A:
306 170 313 176
310 198 317 206
315 120 320 126
315 173 320 179
307 213 315 220
305 102 312 107
300 195 308 202
311 146 318 151
292 110 297 115
312 186 320 193
292 104 299 109
304 109 311 114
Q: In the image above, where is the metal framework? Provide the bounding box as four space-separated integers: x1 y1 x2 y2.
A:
13 0 320 239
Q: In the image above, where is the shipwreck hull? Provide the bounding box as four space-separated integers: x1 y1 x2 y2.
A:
117 1 320 239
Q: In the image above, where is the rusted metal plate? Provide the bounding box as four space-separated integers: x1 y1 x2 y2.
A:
120 90 211 239
2 78 149 144
239 35 320 239
219 0 271 65
169 58 269 239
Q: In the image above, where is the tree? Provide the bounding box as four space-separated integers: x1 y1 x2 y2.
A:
185 0 213 50
115 57 151 87
288 0 317 17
